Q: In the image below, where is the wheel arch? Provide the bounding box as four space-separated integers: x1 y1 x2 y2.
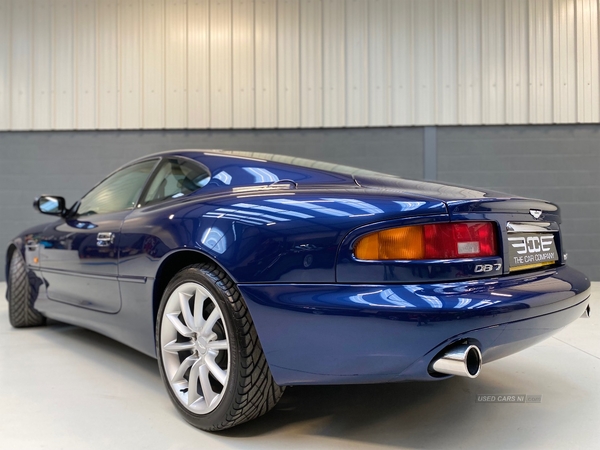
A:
152 249 237 332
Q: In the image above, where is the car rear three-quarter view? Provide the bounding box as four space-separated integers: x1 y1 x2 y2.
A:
5 150 592 431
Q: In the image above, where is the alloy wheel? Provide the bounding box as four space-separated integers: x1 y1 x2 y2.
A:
160 282 230 414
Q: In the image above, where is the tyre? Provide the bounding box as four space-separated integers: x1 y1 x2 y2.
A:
7 249 46 328
156 263 284 431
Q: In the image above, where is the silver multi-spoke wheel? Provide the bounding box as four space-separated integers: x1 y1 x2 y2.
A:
160 282 230 414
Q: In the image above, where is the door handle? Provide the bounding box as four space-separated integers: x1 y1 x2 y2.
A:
97 232 115 247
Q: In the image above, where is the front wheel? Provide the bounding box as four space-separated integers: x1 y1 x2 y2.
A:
156 263 284 431
7 249 45 328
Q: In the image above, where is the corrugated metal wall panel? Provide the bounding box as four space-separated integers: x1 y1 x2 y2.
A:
345 0 368 127
576 0 600 122
166 0 187 128
142 0 165 129
413 0 436 125
277 0 300 128
322 0 345 127
0 0 9 130
529 0 553 123
2 0 600 130
368 0 391 126
75 0 97 130
10 0 32 130
458 0 482 124
233 0 256 128
435 0 458 124
299 0 323 128
54 0 75 130
553 0 577 122
254 0 277 128
187 0 210 128
390 0 413 126
505 0 529 124
482 0 506 124
97 0 118 129
33 1 53 130
119 0 142 129
209 0 232 128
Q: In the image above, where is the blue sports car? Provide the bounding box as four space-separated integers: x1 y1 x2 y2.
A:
5 150 591 430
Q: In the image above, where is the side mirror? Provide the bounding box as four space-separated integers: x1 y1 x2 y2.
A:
34 196 66 216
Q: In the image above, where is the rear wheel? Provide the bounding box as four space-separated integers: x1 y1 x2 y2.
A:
7 250 45 328
156 263 284 431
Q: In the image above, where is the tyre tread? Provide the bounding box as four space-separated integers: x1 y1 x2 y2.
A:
7 250 45 328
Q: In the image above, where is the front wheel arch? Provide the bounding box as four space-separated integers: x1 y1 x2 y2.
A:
6 246 45 327
5 244 18 296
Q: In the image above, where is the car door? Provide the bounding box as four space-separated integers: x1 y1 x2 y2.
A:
39 159 160 313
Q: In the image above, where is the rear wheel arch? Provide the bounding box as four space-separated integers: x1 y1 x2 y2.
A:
152 250 236 331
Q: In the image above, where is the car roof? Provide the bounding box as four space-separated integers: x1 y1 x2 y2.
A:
134 149 396 181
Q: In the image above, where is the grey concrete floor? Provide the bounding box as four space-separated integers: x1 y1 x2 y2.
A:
0 282 598 450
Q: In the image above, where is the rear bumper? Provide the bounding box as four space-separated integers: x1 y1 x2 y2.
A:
238 265 591 386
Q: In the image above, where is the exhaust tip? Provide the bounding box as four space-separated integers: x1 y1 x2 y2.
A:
431 344 482 378
464 346 482 377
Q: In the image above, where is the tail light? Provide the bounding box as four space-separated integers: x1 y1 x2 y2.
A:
354 222 498 260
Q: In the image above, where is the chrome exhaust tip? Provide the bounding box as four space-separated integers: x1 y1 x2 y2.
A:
431 344 482 378
580 304 591 319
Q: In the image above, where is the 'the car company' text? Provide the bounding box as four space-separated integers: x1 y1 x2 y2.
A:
508 235 556 266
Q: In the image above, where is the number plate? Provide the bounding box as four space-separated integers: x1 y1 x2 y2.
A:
507 233 558 272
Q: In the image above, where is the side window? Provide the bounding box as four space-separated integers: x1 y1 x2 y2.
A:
143 158 210 205
76 159 158 216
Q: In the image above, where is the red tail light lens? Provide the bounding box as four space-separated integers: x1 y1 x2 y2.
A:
354 222 498 260
423 222 497 259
